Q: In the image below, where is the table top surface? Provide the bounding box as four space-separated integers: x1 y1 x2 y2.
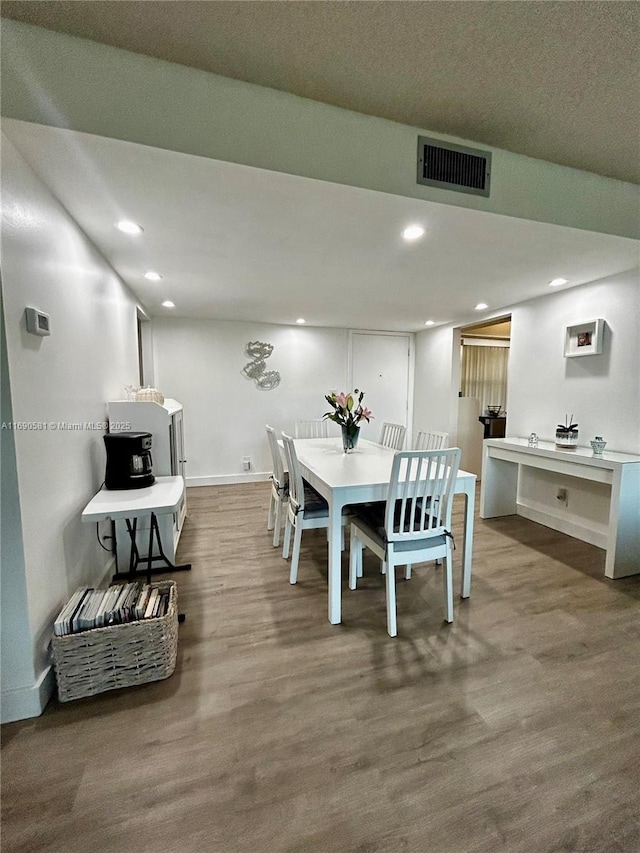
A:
293 437 475 490
81 475 185 522
486 437 640 466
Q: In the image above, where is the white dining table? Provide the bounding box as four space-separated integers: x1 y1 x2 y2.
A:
292 437 477 624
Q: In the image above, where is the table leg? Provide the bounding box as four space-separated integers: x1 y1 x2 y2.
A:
146 513 155 584
461 483 475 599
113 513 192 583
125 518 141 576
479 451 518 517
327 498 344 624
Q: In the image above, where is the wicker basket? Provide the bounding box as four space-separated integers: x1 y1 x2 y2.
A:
52 581 178 702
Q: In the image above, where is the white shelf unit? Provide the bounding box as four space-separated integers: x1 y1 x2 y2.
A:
480 438 640 579
107 399 187 566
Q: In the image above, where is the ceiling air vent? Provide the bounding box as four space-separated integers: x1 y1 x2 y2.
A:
417 136 491 197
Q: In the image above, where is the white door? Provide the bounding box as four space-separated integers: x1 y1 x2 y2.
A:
350 332 411 445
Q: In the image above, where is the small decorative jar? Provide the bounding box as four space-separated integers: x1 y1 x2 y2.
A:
590 436 607 456
528 432 539 447
555 428 579 450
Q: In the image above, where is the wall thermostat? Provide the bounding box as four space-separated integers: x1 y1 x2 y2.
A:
25 307 51 336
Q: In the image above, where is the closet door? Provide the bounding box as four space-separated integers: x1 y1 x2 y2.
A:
349 332 412 445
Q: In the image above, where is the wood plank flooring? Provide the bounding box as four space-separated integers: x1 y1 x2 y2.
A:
2 483 639 853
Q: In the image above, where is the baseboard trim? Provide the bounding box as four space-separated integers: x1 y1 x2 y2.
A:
186 472 271 487
1 665 56 724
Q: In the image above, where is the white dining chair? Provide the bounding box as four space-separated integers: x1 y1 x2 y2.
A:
414 429 449 451
266 425 288 547
295 419 330 439
348 447 461 637
379 422 406 451
281 433 345 584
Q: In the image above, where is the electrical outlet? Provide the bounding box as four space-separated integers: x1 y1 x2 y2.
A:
556 488 568 506
242 457 251 471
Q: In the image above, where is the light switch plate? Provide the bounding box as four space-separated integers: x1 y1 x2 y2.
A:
25 307 51 336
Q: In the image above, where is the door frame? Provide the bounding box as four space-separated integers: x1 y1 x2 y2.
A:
136 307 154 387
453 313 512 473
347 329 415 448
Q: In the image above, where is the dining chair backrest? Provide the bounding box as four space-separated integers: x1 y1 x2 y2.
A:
266 424 286 489
281 433 306 514
379 422 406 451
384 448 461 545
295 419 329 439
414 430 449 451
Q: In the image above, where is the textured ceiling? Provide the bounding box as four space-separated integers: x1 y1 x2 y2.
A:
2 0 638 184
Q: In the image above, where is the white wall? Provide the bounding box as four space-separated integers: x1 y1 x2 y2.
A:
151 318 350 481
413 325 459 442
1 137 141 721
507 271 639 452
1 298 36 710
414 270 640 461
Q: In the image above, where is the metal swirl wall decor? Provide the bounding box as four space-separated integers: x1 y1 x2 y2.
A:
242 341 281 390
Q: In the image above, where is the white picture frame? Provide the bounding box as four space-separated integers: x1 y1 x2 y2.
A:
564 319 604 357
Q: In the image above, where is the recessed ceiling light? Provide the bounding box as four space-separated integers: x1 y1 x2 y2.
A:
116 220 143 234
161 300 175 309
475 303 489 310
549 278 568 287
296 318 306 325
402 225 426 241
424 320 435 326
144 271 162 281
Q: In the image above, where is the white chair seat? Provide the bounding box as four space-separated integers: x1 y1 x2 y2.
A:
301 484 329 518
266 424 289 547
350 502 447 552
349 447 461 637
281 433 346 584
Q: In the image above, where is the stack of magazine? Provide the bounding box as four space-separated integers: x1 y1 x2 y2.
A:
53 582 171 637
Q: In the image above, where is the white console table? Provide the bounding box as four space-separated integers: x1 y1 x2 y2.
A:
480 438 640 578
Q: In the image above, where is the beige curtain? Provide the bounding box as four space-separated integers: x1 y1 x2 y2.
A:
461 344 509 414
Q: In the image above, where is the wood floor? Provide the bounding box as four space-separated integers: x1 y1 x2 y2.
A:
2 483 639 853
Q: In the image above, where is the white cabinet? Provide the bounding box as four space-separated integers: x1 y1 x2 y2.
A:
107 399 187 566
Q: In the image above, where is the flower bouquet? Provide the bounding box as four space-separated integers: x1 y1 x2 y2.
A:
324 389 373 453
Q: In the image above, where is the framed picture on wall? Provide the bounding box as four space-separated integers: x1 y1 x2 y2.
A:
564 319 604 357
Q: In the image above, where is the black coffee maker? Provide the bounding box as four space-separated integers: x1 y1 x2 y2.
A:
104 432 155 490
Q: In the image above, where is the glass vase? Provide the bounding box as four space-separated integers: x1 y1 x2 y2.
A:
341 425 360 453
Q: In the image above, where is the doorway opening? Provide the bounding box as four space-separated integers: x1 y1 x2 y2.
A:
456 315 511 476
